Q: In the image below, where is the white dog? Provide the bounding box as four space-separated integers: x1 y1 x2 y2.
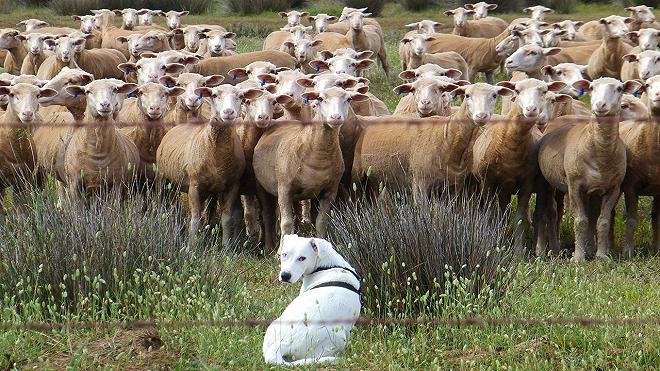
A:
263 234 362 365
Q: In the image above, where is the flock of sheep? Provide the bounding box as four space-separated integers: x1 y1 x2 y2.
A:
0 4 657 262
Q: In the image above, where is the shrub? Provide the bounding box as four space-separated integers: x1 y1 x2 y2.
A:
226 0 306 15
342 0 386 16
329 191 523 318
48 0 212 16
0 0 13 13
399 0 433 12
0 186 244 322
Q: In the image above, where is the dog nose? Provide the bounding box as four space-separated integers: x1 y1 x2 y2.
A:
280 271 291 282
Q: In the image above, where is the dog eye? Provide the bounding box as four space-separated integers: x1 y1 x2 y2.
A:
297 256 306 261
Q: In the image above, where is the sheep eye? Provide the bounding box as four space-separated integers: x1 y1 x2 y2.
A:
297 256 306 261
492 94 497 99
465 94 471 99
557 71 562 75
621 104 629 109
317 97 323 102
9 93 14 98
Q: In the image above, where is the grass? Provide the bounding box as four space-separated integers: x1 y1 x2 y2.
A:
0 3 659 369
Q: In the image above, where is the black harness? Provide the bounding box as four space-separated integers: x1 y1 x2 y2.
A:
307 266 362 298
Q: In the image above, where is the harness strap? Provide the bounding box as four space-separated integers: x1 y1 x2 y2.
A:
308 281 361 295
311 265 361 283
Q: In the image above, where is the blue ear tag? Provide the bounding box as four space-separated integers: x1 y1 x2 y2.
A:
395 90 402 96
315 66 321 73
231 73 237 80
260 79 265 86
303 97 309 105
128 92 135 98
165 83 171 88
73 92 79 99
578 88 585 97
632 90 639 98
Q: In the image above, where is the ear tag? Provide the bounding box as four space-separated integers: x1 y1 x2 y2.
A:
231 73 237 80
197 94 203 101
632 90 639 98
260 79 265 87
165 83 171 88
128 92 135 98
315 66 321 73
303 97 309 105
578 88 585 97
72 92 79 99
123 70 129 76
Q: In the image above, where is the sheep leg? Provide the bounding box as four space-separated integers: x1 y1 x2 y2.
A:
652 196 659 255
586 196 599 258
187 184 203 245
378 50 389 82
56 181 68 209
221 185 241 247
534 186 550 257
484 70 494 84
569 187 589 263
595 188 620 260
515 186 533 246
622 190 638 258
277 188 295 254
314 189 338 238
243 195 262 242
256 184 277 253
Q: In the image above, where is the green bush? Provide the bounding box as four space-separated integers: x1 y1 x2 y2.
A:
226 0 306 15
342 0 386 16
0 186 243 322
48 0 212 16
329 191 523 318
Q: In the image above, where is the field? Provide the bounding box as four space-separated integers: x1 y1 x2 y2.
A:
0 2 659 370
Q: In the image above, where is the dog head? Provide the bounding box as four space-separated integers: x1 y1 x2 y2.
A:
278 234 329 284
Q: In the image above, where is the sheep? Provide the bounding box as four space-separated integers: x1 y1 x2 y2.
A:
93 9 143 58
398 63 464 81
403 20 443 37
536 91 578 132
253 86 369 251
160 73 224 124
400 34 471 81
625 5 659 31
283 38 323 73
16 33 54 75
326 7 383 35
161 10 188 30
620 94 650 121
33 68 94 179
344 11 388 78
534 77 641 262
0 83 57 195
472 79 566 236
444 7 508 38
260 69 313 121
309 55 374 77
16 19 49 32
204 31 237 57
425 26 520 84
577 10 651 42
55 79 140 199
392 76 466 117
277 10 309 28
352 83 512 198
117 56 187 85
308 13 338 33
464 2 498 20
191 51 296 83
550 20 585 41
621 29 660 80
139 9 164 26
37 36 81 79
72 15 103 49
262 26 312 54
114 8 148 30
587 16 634 80
523 5 554 22
0 29 28 75
173 25 226 55
312 32 353 54
117 31 172 62
157 84 261 245
622 50 660 82
117 82 185 184
618 75 660 256
319 48 372 61
550 43 601 65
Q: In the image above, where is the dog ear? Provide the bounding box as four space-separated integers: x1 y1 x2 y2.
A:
310 239 319 254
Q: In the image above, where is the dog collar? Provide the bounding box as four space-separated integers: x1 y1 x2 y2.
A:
311 265 361 283
308 280 360 295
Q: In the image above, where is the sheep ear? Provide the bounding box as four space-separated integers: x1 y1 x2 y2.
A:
319 50 334 60
283 41 294 49
242 88 263 100
356 59 375 71
496 87 514 96
65 85 86 97
301 91 320 102
159 75 177 87
276 94 294 105
0 86 10 96
627 31 640 41
455 80 471 86
439 83 459 92
404 22 419 29
198 33 208 40
140 52 158 59
194 87 212 98
398 70 416 80
167 87 185 97
117 36 129 43
393 84 414 95
443 10 455 16
553 94 573 103
574 21 584 27
308 60 329 72
464 4 474 10
300 12 309 17
16 20 26 26
624 17 635 24
179 11 189 16
548 81 567 92
116 83 138 94
542 65 554 76
164 63 186 75
296 78 315 88
523 7 532 13
44 38 56 48
425 35 437 42
36 88 58 100
354 85 369 94
623 80 642 94
136 9 149 15
355 51 373 60
72 15 82 21
15 35 27 42
257 73 277 84
451 86 466 96
117 63 136 74
307 15 316 21
543 47 562 56
465 9 475 15
349 91 369 102
572 79 591 92
445 68 463 79
339 78 358 89
279 12 288 18
310 39 323 48
328 16 337 21
622 53 638 63
488 4 498 10
203 75 225 87
276 67 290 73
228 68 248 80
496 81 516 90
